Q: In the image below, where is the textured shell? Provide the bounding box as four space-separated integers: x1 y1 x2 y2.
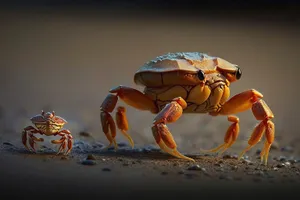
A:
138 52 218 73
134 52 221 87
30 114 67 125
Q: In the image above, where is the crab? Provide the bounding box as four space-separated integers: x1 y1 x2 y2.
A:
22 110 73 155
100 52 275 165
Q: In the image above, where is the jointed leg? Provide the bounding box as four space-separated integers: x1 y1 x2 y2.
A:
238 100 275 165
208 89 275 165
100 85 158 150
152 97 195 162
51 129 73 155
201 115 239 155
22 126 44 152
116 107 134 148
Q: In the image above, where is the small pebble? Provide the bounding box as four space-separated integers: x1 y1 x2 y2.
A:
86 154 96 160
284 162 291 167
178 170 185 174
102 168 111 172
187 165 202 171
101 158 106 161
242 159 252 165
279 156 287 162
231 166 238 170
276 163 285 168
273 167 279 171
81 160 97 166
79 131 91 137
3 142 13 146
296 172 299 175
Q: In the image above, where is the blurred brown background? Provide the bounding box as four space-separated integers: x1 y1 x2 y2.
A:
0 2 299 155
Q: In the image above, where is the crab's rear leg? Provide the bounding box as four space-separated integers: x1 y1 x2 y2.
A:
22 126 44 152
100 85 158 149
51 129 73 155
152 97 195 162
207 89 275 165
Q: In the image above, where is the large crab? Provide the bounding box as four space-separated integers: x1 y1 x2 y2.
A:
100 52 275 165
22 110 73 155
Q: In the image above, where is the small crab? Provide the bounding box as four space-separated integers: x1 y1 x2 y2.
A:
22 110 73 155
100 52 275 165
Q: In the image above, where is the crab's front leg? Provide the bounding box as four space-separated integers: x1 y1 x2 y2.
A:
206 89 275 165
152 97 195 162
22 126 44 152
51 129 73 155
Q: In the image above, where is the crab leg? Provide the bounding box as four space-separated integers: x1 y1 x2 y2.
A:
52 129 73 155
100 85 158 150
152 97 195 162
209 89 275 165
22 126 44 152
201 115 239 155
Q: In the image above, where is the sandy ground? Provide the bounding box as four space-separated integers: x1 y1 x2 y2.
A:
0 8 300 198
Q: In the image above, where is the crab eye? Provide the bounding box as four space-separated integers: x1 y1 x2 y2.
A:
197 70 205 81
235 67 242 80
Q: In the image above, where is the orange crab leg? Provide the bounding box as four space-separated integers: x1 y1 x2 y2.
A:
209 89 275 165
100 85 158 150
52 129 73 155
22 126 44 152
201 115 239 155
151 97 195 162
116 107 134 148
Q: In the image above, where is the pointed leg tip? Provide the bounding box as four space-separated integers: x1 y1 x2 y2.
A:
237 154 244 161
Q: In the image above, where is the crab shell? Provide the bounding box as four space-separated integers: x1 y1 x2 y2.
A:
30 113 67 134
134 52 239 87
